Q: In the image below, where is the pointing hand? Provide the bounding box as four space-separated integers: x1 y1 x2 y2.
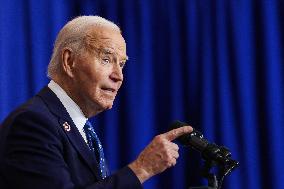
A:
128 126 193 183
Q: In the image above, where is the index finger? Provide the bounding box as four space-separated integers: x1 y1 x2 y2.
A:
164 126 193 141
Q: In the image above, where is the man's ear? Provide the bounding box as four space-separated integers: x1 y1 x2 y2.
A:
61 48 75 78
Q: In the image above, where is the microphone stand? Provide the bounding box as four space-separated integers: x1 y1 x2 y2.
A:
169 121 239 189
189 145 239 189
189 159 219 189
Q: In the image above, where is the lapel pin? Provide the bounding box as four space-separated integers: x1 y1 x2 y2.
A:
63 122 71 132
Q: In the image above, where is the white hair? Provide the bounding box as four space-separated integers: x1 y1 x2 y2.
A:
47 15 121 79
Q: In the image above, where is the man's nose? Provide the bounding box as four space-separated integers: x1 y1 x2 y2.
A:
109 63 123 83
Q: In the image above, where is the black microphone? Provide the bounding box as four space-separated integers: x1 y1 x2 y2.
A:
170 120 239 176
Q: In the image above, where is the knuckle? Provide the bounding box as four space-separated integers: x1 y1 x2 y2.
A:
165 151 170 158
166 156 172 162
154 135 163 142
176 153 179 158
173 143 179 150
160 148 168 155
159 140 168 148
167 149 172 156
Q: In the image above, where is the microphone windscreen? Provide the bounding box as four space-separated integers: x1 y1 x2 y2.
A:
170 120 208 151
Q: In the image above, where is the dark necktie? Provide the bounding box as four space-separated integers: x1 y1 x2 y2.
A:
84 120 108 179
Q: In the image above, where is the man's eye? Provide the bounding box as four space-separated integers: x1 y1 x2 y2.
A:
102 58 110 64
119 62 126 68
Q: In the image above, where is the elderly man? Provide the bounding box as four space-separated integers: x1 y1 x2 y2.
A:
0 16 192 189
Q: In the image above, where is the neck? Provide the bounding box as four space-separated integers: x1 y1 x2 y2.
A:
52 77 103 118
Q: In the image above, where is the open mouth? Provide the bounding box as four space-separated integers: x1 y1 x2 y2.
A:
101 87 116 93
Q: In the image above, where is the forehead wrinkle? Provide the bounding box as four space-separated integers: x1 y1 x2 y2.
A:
84 33 100 49
84 35 123 51
83 28 127 59
84 26 117 46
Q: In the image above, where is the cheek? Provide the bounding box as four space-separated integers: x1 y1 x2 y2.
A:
85 81 102 101
74 72 100 102
75 66 100 89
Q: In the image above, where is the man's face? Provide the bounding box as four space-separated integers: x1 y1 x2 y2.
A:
71 26 127 115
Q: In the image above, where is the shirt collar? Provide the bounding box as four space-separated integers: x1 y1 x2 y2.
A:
48 80 87 141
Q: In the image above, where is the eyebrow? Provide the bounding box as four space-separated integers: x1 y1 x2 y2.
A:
101 48 128 61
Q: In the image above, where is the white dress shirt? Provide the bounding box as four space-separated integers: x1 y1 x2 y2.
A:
48 80 87 143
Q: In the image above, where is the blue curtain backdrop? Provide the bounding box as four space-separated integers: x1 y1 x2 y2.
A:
1 0 284 188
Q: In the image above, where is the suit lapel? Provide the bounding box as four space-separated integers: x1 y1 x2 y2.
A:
58 118 101 179
37 87 100 179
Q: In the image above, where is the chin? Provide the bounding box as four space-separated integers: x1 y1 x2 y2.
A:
99 100 114 110
105 102 114 110
92 94 115 109
105 104 113 110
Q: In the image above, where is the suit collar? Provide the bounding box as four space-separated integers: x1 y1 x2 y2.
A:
36 87 101 179
48 80 87 139
37 86 72 123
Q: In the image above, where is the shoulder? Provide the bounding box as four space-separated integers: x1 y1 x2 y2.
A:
0 94 63 144
0 95 67 162
3 94 56 125
1 86 66 133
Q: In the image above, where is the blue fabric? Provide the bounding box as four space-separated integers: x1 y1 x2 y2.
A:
0 0 284 189
84 120 109 179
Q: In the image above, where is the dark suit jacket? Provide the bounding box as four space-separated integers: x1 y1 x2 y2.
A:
0 87 142 189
